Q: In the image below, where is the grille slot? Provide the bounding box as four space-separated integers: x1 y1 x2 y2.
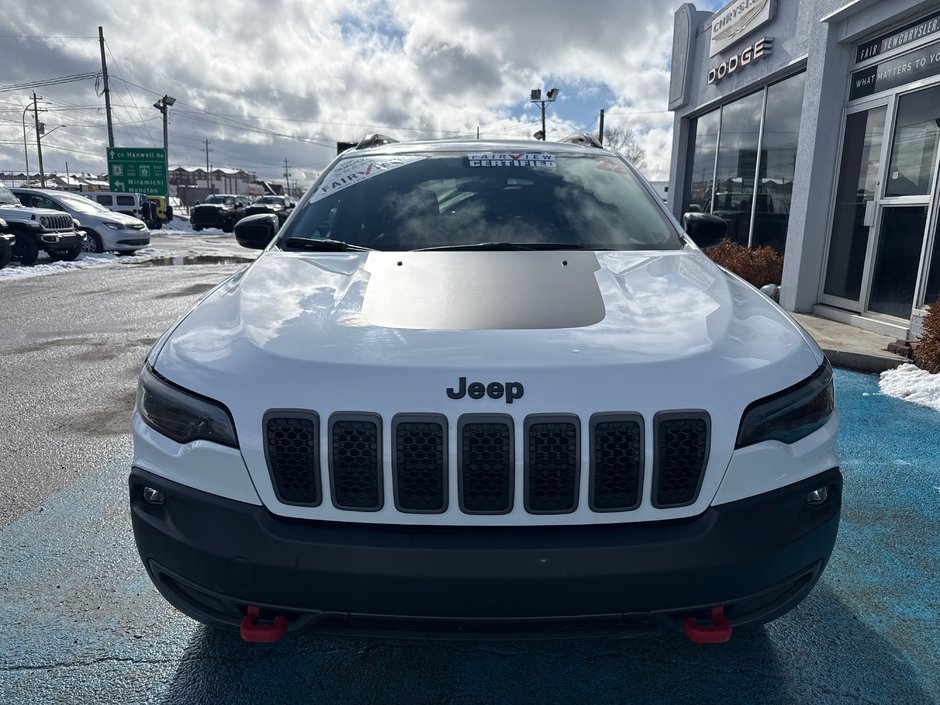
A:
589 413 644 511
525 415 580 514
653 412 710 508
329 413 383 511
458 415 514 514
392 414 447 513
264 412 321 505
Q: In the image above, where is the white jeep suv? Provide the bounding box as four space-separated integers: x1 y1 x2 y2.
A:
130 136 840 643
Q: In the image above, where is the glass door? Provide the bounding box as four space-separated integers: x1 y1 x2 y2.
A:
823 106 887 309
867 84 940 318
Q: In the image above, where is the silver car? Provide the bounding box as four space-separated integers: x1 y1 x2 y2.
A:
12 188 150 254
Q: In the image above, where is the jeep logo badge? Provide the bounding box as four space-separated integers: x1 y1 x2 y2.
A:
446 377 524 404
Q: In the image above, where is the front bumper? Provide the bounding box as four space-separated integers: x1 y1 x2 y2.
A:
39 231 83 252
130 466 842 639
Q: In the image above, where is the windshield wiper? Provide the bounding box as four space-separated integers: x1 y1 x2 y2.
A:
413 241 587 252
279 237 374 252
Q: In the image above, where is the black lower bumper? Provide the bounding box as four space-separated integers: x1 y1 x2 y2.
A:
129 467 841 639
41 232 83 252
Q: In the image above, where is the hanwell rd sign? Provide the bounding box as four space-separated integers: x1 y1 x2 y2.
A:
106 148 167 196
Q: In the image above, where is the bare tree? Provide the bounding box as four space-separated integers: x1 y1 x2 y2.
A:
601 124 647 171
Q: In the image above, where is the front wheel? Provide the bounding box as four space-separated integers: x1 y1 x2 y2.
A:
12 234 39 266
81 231 104 253
48 245 83 262
193 225 203 232
0 242 11 269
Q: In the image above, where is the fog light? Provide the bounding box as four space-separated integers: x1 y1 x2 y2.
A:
806 487 829 506
142 486 165 505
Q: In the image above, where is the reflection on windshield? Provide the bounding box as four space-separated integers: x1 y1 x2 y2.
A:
60 196 107 215
282 153 680 252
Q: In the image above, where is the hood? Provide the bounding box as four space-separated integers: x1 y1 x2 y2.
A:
0 203 65 219
104 212 146 226
153 249 822 412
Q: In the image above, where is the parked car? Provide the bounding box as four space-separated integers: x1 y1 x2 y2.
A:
131 135 840 644
0 217 14 269
12 187 150 255
190 194 252 232
241 195 294 225
0 185 84 265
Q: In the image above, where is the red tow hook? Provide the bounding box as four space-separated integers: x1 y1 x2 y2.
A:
240 606 289 643
682 607 733 643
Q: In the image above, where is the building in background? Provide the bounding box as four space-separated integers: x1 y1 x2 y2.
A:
669 0 940 339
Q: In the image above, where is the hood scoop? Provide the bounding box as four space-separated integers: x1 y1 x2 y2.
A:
361 251 605 330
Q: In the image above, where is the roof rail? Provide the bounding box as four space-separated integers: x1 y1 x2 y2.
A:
560 133 604 149
355 134 399 150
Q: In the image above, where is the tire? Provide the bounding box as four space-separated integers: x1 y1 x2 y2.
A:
193 226 203 232
12 233 39 266
82 230 104 253
0 241 11 269
48 245 83 262
221 219 234 233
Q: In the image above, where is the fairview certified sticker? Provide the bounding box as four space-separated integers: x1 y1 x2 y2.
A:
467 153 556 168
312 155 426 202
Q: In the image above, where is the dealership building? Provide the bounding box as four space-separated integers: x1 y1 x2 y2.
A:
668 0 940 339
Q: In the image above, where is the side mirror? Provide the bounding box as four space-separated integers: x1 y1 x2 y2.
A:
234 213 278 250
682 212 727 248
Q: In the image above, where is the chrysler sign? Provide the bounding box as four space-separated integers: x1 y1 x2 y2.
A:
710 0 776 57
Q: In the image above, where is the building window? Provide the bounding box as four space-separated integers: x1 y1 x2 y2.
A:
683 108 720 215
754 72 806 252
681 71 805 255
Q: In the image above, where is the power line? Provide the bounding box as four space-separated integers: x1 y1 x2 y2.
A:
0 72 99 94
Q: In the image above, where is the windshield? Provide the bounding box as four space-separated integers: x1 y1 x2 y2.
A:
58 194 109 215
204 195 234 205
254 196 284 205
0 186 22 206
279 151 681 251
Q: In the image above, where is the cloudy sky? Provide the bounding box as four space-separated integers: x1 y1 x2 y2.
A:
0 0 721 187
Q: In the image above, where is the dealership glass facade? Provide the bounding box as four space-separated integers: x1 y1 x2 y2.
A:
671 0 940 336
682 72 805 254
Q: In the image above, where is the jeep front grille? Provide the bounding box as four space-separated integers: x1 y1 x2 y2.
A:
263 411 710 516
43 214 74 231
329 413 382 511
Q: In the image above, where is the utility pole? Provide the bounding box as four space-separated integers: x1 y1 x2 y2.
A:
204 139 213 192
598 109 605 145
152 95 175 196
98 26 114 148
33 92 45 187
283 159 291 197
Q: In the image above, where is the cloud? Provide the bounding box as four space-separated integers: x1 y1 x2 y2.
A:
0 0 690 184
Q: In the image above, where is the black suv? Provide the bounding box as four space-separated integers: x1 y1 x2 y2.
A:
0 217 14 270
242 195 294 225
190 194 252 232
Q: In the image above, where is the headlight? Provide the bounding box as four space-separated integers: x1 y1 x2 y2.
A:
104 222 123 230
137 365 238 448
736 360 834 448
39 216 49 227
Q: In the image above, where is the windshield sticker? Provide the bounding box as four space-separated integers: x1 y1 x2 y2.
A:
312 155 426 202
466 153 556 168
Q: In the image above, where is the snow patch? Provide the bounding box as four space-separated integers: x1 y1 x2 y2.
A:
879 363 940 412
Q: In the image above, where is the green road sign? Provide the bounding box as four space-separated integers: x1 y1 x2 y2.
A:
106 147 167 196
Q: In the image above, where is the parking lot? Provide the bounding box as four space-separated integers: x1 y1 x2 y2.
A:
0 232 938 704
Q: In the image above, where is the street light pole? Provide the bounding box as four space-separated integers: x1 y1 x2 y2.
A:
529 87 560 141
152 94 176 197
